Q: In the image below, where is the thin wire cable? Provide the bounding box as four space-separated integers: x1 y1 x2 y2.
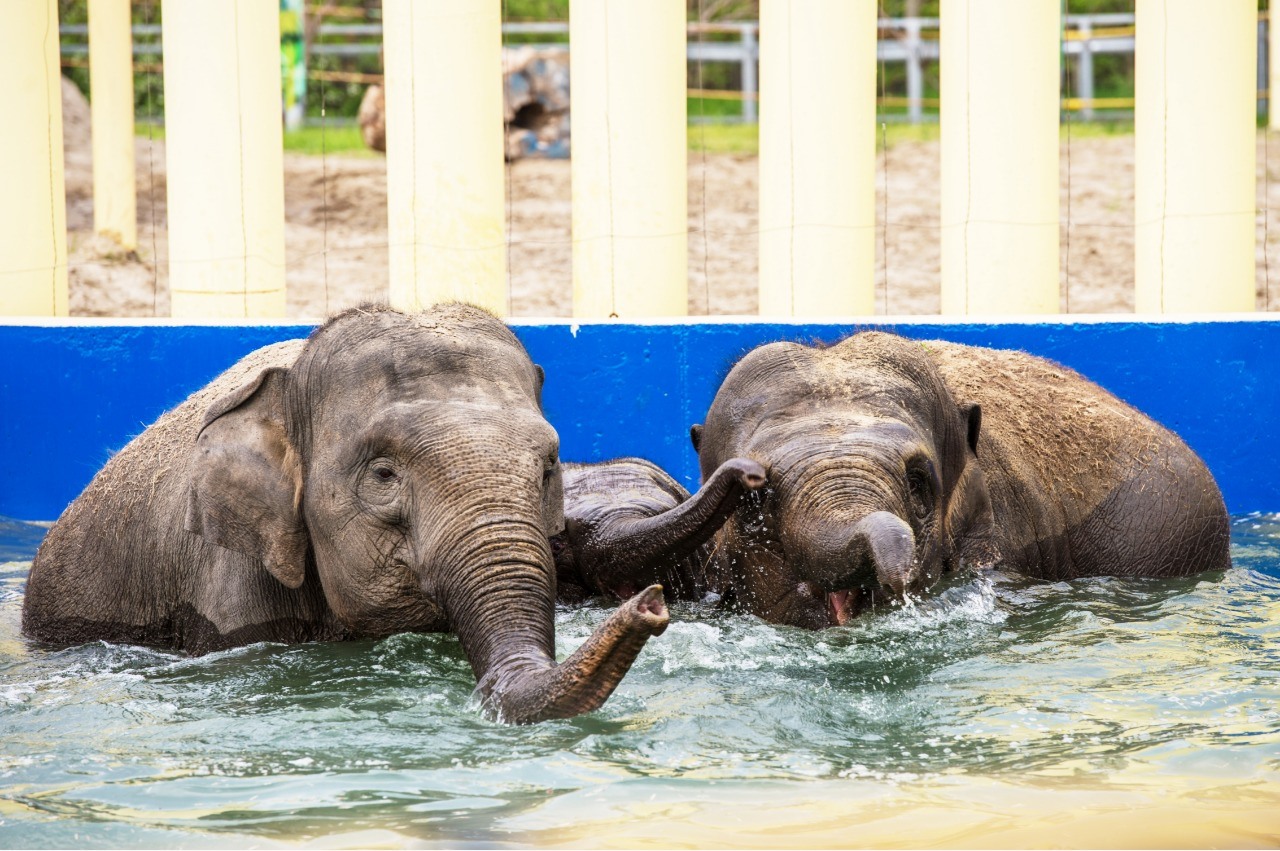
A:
879 3 889 316
43 2 58 313
1062 0 1072 314
502 0 514 316
232 1 250 316
408 1 420 304
1159 0 1168 313
786 2 796 315
696 3 710 315
963 0 973 314
146 1 159 315
1266 0 1273 312
320 48 331 315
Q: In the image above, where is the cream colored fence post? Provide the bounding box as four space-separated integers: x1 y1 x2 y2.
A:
759 0 876 317
0 0 68 316
940 0 1060 314
90 0 137 251
1136 0 1256 313
161 0 286 318
571 0 687 318
383 0 507 315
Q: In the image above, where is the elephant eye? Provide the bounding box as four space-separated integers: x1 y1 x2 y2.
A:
373 465 397 482
907 467 934 520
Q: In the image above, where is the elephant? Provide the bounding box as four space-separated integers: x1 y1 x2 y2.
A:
691 332 1231 629
552 457 766 604
23 304 669 724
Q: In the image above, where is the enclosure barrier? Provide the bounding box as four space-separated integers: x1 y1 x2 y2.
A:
1135 1 1256 313
161 0 287 319
0 0 67 316
383 0 507 315
0 3 1271 317
570 0 687 318
759 0 877 316
3 317 1277 522
940 0 1060 314
88 0 136 251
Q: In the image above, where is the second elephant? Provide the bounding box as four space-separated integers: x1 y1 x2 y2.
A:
692 332 1231 628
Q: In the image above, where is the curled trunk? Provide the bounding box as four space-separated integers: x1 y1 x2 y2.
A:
442 530 668 724
577 458 765 598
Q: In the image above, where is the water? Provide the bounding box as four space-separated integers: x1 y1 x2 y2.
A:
2 516 1278 848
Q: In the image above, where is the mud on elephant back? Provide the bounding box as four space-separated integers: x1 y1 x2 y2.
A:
22 304 667 724
692 332 1231 629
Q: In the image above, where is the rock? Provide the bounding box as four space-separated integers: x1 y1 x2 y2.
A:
358 46 570 160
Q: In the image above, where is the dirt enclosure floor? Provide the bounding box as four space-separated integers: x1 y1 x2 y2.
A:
60 88 1280 318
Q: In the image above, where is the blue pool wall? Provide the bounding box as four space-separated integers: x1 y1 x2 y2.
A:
2 316 1277 521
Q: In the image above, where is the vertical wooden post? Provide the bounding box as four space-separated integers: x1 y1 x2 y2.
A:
90 0 137 250
1135 0 1255 312
383 0 507 315
571 0 687 318
759 0 876 316
0 0 68 316
162 0 287 318
940 0 1060 314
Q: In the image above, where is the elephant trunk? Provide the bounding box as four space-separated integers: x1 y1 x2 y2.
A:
585 458 765 594
441 526 668 724
806 511 917 612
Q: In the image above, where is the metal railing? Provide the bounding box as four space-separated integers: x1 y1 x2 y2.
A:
58 15 1274 124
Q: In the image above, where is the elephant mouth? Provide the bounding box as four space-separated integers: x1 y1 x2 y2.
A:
826 589 859 626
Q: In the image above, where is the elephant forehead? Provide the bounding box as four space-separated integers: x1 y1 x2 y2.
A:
321 333 538 406
755 419 929 469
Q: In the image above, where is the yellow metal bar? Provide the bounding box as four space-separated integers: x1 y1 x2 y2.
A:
89 0 137 250
1135 0 1255 313
1064 25 1135 40
941 0 1060 315
1061 96 1135 110
0 0 68 316
383 0 506 316
571 0 687 318
759 0 877 317
161 0 286 318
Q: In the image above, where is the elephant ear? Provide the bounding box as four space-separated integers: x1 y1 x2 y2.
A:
184 367 309 589
946 402 1001 569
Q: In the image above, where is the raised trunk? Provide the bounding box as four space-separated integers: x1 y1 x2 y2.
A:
586 458 765 593
443 530 668 724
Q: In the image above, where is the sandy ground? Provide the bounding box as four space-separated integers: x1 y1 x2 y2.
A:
60 85 1280 318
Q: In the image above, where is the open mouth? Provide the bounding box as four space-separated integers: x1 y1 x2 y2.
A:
827 589 859 626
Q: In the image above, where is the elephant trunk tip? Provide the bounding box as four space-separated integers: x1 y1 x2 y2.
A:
727 457 767 490
629 584 670 635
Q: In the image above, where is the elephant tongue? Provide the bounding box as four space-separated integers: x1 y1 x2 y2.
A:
827 590 856 626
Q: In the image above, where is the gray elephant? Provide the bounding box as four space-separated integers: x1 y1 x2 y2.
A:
23 304 668 724
692 332 1231 629
553 457 765 603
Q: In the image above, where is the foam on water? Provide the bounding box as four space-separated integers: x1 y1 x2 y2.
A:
2 517 1279 846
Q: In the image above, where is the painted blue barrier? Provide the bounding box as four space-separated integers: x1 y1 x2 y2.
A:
2 317 1277 520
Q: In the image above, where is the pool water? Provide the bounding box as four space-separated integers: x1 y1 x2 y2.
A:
1 516 1278 848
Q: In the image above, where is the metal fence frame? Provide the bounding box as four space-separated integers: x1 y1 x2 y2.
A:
58 14 1273 124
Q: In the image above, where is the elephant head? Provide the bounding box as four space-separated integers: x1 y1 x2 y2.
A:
554 457 766 602
184 304 667 722
693 332 1000 629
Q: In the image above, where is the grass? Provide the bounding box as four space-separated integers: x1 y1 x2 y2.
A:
136 116 1142 161
135 122 376 157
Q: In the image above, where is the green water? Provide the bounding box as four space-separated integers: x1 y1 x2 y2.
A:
1 516 1278 848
